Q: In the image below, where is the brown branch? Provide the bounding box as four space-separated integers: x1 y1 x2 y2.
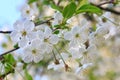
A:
98 0 114 6
0 18 54 34
35 18 54 26
0 47 19 60
91 3 120 15
0 31 12 34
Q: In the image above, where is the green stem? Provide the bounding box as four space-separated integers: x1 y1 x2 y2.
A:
102 16 120 26
54 46 66 65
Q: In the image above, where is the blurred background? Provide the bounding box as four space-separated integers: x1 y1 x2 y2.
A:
0 0 25 52
0 0 24 27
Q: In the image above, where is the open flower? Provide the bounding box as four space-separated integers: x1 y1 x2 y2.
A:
38 26 59 53
22 39 44 63
10 20 37 47
64 26 88 47
21 3 39 20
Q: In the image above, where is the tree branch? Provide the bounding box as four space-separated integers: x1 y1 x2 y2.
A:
98 0 114 6
91 3 120 15
0 47 19 60
35 18 54 26
0 31 12 34
0 18 54 34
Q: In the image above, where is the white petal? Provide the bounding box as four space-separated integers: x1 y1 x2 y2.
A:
49 35 59 44
37 30 44 39
44 27 52 38
10 31 21 42
31 38 42 48
71 26 80 35
54 12 63 21
47 63 54 69
27 32 38 40
34 55 43 63
19 38 29 47
64 31 72 40
23 54 33 63
24 20 35 31
75 67 82 74
13 20 24 31
69 40 78 47
45 44 53 53
82 63 93 69
69 47 82 59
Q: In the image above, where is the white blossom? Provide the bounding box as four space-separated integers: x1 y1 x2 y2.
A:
22 39 44 63
21 3 39 20
64 26 88 47
10 20 37 47
39 26 59 53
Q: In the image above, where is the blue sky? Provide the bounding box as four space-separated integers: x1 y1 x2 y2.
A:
0 0 24 27
0 0 24 52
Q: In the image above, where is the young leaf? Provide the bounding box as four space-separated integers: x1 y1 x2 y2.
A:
28 0 38 4
53 30 60 34
62 2 77 20
3 54 16 75
50 3 62 12
77 0 88 9
14 43 19 48
76 4 102 15
3 54 16 65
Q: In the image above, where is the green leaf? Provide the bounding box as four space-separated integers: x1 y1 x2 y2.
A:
14 43 19 48
43 0 51 5
28 0 38 4
62 2 77 20
3 54 16 65
77 0 88 9
25 69 33 80
50 3 62 12
76 4 102 15
54 30 60 34
2 54 16 75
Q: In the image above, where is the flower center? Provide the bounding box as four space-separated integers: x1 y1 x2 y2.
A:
26 10 30 14
75 33 80 38
32 49 37 54
22 31 27 36
44 38 48 42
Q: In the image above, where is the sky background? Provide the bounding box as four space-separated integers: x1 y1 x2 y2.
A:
0 1 45 79
0 0 25 52
0 0 25 27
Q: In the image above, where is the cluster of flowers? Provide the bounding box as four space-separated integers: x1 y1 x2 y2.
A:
3 1 120 79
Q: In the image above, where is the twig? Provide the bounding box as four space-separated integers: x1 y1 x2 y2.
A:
35 18 54 26
0 18 54 34
0 31 12 34
98 0 114 6
0 47 19 60
91 3 120 15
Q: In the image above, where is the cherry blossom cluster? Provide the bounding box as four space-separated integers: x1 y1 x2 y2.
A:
1 0 120 79
9 2 116 74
